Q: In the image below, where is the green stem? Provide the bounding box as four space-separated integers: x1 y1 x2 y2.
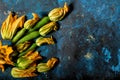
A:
28 16 50 33
12 28 26 43
16 31 40 45
19 43 37 57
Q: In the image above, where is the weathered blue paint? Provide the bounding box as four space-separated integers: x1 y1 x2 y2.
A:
111 49 120 72
102 47 111 63
0 0 120 80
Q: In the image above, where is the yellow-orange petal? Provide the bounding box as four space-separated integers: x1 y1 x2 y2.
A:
32 13 39 20
6 15 26 39
24 50 42 60
0 59 6 64
0 64 5 72
46 57 58 68
1 12 14 39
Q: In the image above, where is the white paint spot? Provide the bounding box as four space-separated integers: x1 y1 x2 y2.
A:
61 26 63 28
86 35 95 42
84 52 93 59
68 56 71 60
81 14 84 18
4 11 7 15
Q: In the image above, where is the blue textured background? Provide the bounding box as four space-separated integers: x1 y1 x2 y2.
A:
0 0 120 80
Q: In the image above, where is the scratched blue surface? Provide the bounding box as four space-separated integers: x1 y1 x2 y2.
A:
0 0 120 80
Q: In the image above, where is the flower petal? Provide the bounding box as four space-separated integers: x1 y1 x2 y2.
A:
24 13 39 29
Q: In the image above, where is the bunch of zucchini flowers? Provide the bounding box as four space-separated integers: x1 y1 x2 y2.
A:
0 3 69 78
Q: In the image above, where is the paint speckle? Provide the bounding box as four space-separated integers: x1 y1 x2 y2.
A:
86 35 95 42
3 11 7 15
81 14 84 18
68 56 71 60
84 52 93 60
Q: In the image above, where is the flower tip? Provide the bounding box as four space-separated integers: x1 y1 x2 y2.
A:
19 14 25 18
9 11 12 15
50 36 55 43
17 15 26 28
64 2 69 13
54 25 58 31
32 13 39 20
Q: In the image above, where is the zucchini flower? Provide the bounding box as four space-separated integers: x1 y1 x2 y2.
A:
39 22 58 36
0 41 14 72
12 13 40 43
16 41 31 53
48 2 69 21
36 36 55 46
36 63 50 73
37 57 58 72
1 12 25 40
19 36 55 57
17 50 42 69
11 63 37 78
46 57 58 69
24 13 39 29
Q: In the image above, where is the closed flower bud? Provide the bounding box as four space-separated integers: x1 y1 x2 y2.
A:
37 57 58 72
37 63 50 72
17 57 33 70
36 36 55 46
24 13 39 29
11 66 37 78
48 2 69 21
17 51 42 69
16 41 31 53
39 22 58 36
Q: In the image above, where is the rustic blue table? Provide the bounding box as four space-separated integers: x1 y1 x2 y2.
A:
0 0 120 80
